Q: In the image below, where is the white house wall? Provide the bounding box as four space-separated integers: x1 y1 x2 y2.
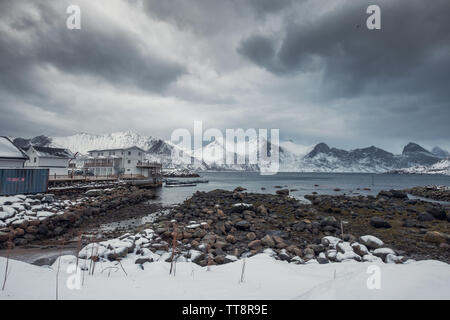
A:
25 148 70 175
0 159 25 168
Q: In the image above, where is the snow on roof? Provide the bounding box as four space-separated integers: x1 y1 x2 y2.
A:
32 146 74 159
0 136 28 159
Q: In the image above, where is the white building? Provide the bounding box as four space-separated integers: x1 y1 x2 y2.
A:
0 136 29 168
85 146 161 179
24 146 75 176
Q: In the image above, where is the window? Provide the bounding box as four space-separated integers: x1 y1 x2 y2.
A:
128 151 131 156
34 157 36 163
128 160 131 164
138 152 141 156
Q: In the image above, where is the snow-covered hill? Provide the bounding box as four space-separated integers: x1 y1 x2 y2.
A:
12 131 449 174
51 131 159 154
392 159 450 175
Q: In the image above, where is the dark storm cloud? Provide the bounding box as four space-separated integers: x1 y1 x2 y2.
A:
248 0 295 16
140 0 295 35
239 0 450 98
0 0 448 152
0 0 185 99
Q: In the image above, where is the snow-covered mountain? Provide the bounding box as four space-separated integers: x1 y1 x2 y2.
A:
51 131 159 154
391 159 450 175
432 146 450 158
11 131 449 174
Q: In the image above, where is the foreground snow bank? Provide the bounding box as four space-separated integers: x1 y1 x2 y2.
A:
1 254 449 300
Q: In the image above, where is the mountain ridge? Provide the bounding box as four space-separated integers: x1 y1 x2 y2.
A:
12 131 448 174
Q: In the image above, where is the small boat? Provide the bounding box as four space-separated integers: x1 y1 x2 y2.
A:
165 179 209 186
165 183 197 188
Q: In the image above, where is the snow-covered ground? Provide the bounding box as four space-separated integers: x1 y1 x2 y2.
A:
398 159 450 175
1 253 449 300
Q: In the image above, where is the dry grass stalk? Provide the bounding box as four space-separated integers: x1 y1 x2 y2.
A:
91 244 99 276
240 258 246 283
169 224 178 276
117 259 128 277
1 234 13 291
207 244 213 272
56 239 65 300
75 232 82 270
88 243 95 275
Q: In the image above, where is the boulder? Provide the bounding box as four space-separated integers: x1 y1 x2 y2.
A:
418 212 435 222
351 242 369 256
225 234 236 244
135 257 153 264
261 235 275 247
235 220 251 230
276 189 289 196
359 235 384 249
0 231 11 242
373 248 396 261
428 207 446 220
370 216 391 228
303 247 315 260
231 203 254 213
248 240 262 250
246 232 256 241
424 231 450 244
256 205 268 215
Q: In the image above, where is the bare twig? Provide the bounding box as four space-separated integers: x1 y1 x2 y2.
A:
117 259 128 277
56 239 65 300
2 235 13 291
169 224 178 276
207 244 213 272
75 232 82 270
240 258 246 283
88 243 95 275
91 244 99 276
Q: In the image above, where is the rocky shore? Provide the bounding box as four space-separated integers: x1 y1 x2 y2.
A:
75 187 449 268
404 186 450 202
0 186 158 249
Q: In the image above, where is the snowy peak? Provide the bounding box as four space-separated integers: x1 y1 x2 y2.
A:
402 142 431 155
399 142 440 167
305 143 331 158
51 131 159 154
10 131 448 174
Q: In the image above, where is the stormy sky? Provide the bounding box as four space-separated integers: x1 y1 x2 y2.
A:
0 0 449 153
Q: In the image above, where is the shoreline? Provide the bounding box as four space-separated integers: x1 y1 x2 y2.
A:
1 183 449 266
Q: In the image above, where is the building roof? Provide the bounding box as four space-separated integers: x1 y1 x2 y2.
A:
31 146 75 159
87 146 146 153
0 136 29 160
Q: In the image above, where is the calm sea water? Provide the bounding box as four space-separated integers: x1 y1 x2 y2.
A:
150 172 450 205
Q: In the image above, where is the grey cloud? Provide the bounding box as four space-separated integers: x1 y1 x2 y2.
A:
0 0 448 152
239 0 450 98
248 0 295 17
0 0 186 98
